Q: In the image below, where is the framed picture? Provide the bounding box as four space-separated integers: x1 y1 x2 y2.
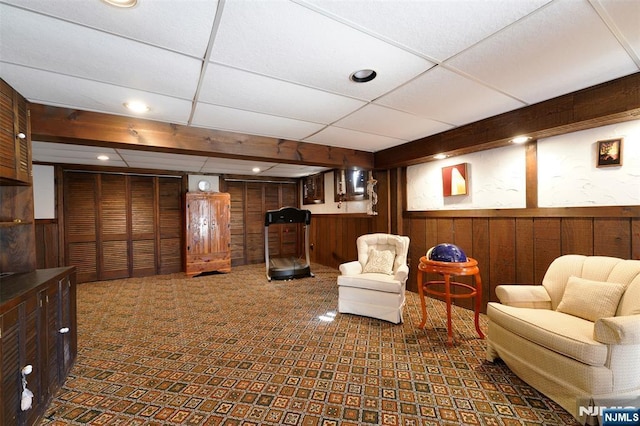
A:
442 163 468 196
303 173 325 205
597 138 623 167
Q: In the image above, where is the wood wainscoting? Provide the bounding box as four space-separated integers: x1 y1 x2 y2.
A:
404 206 640 313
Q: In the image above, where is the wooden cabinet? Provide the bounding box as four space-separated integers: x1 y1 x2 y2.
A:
185 192 231 276
0 267 76 426
0 79 31 185
0 80 36 275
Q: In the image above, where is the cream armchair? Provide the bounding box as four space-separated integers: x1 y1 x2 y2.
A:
486 255 640 422
337 233 410 324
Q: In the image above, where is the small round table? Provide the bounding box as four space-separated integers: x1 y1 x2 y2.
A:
417 256 485 346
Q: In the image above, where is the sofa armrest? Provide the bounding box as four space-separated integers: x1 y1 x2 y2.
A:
495 285 552 309
339 261 362 276
394 264 409 283
594 315 640 345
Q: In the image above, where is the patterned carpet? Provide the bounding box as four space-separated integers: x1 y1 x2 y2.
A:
40 264 579 426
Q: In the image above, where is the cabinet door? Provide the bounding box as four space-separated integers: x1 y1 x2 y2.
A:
1 305 21 426
43 284 60 396
0 80 30 184
209 194 231 259
0 296 41 426
57 275 74 378
186 194 211 257
185 193 231 275
23 296 41 426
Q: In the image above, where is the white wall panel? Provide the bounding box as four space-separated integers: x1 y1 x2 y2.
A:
407 145 527 211
538 120 640 207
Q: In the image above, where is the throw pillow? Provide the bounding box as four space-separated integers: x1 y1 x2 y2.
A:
556 276 626 322
363 248 395 275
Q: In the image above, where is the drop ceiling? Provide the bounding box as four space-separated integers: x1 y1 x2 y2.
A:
1 0 639 177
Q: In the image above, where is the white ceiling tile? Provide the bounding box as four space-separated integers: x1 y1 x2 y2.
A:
446 0 639 104
200 158 278 174
1 63 193 124
122 160 204 173
32 142 116 158
198 64 366 124
267 164 329 178
0 4 202 99
304 126 406 152
334 104 454 141
192 103 326 140
1 0 219 57
32 142 127 166
597 0 640 62
376 67 526 126
118 150 209 172
298 0 552 62
210 0 434 100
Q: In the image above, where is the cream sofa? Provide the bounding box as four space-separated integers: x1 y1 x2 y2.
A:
486 255 640 422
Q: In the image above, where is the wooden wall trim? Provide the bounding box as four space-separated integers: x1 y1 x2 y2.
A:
375 72 640 168
29 103 374 170
405 205 640 218
525 141 537 208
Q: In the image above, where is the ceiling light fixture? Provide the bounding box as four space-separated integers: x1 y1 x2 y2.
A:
433 153 448 160
101 0 137 8
511 136 531 144
123 101 149 113
252 167 261 173
350 69 377 83
97 155 110 161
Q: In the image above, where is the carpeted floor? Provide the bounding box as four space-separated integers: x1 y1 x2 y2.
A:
40 264 579 425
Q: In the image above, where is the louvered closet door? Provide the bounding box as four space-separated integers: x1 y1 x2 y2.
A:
99 174 129 280
158 177 182 274
131 176 156 277
280 183 300 259
245 183 265 264
64 172 182 282
64 172 98 283
265 184 281 259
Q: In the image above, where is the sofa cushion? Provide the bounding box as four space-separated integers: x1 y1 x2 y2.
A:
362 248 395 275
487 302 608 366
556 276 626 322
337 274 403 294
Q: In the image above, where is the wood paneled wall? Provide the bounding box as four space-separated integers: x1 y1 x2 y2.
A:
35 219 59 269
308 170 392 269
405 208 640 313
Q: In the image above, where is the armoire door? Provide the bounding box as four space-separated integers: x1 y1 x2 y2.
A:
185 192 231 276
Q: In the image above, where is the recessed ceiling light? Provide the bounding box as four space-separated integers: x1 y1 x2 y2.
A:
97 155 110 161
511 136 531 144
252 167 261 173
124 101 149 113
101 0 137 8
350 69 377 83
433 153 448 160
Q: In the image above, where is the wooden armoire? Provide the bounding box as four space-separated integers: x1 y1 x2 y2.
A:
184 192 231 276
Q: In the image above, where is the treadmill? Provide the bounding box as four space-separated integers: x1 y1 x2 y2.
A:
264 207 314 281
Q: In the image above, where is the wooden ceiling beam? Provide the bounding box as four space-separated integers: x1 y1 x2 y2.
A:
29 104 374 170
375 72 640 169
